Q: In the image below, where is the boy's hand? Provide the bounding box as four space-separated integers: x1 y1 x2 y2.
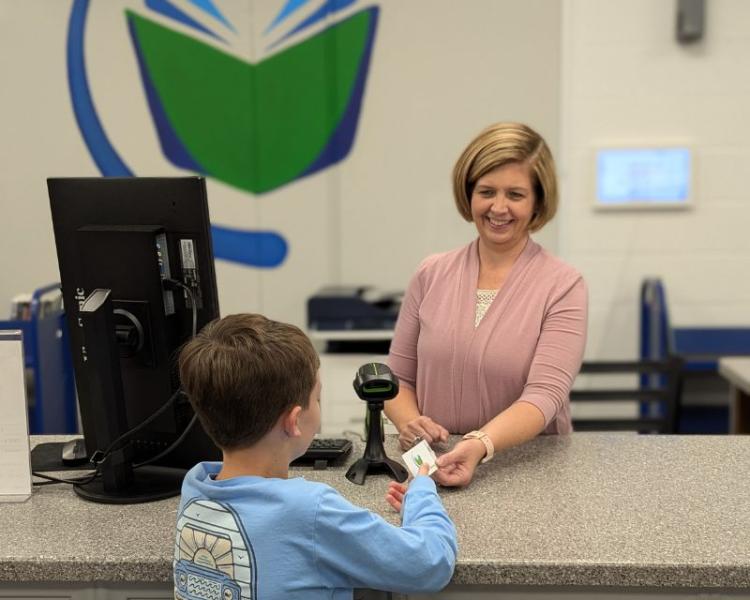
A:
385 464 429 512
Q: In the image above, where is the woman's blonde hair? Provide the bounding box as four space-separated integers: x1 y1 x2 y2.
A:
452 122 558 232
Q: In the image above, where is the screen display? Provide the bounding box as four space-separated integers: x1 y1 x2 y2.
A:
596 147 691 206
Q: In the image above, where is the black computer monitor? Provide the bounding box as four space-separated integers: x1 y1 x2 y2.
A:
48 177 221 502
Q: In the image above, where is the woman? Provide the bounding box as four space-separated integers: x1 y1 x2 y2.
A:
385 122 587 487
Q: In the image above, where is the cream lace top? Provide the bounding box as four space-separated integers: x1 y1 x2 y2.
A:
475 289 499 327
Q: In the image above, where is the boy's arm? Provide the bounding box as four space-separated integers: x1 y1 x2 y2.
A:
312 477 457 594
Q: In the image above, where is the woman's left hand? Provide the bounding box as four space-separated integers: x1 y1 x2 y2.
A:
433 439 486 487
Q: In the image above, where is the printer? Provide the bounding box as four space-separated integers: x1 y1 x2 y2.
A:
307 286 402 332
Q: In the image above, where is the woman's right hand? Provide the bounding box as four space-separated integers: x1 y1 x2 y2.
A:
398 415 449 450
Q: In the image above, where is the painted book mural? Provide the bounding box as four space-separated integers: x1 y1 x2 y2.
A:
68 0 379 268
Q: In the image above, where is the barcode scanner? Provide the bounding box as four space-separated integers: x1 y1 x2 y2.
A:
354 362 398 399
345 363 408 485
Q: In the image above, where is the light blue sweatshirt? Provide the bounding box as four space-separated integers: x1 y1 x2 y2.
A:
173 462 457 600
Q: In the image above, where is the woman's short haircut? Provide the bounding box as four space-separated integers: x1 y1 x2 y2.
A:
178 313 320 450
452 122 558 232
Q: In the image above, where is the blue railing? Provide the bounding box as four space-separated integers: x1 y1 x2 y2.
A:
640 278 750 372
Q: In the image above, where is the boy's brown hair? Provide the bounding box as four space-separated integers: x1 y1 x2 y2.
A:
178 313 320 450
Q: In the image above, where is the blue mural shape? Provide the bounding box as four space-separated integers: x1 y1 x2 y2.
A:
67 0 288 268
145 0 227 43
265 0 311 33
67 0 377 270
267 0 358 50
188 0 236 32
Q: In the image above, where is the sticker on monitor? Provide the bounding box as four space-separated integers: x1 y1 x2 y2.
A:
595 147 692 209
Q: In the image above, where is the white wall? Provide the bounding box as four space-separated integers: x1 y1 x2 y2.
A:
0 1 98 306
0 0 560 332
560 0 750 360
336 0 561 290
4 1 750 364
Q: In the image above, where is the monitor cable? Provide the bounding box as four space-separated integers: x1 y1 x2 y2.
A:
88 278 199 467
31 388 183 487
133 413 198 469
32 469 100 487
32 400 196 487
32 277 200 486
163 278 198 337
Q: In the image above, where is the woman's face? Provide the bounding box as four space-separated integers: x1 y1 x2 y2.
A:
470 162 536 253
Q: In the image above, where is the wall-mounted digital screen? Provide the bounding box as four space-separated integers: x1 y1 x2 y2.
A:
596 147 691 208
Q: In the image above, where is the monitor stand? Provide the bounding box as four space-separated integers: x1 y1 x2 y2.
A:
74 465 185 504
74 288 184 504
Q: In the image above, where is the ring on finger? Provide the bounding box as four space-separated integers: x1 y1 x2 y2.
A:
411 435 423 447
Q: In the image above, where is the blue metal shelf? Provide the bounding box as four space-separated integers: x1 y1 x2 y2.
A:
640 278 750 371
0 283 77 434
640 278 750 433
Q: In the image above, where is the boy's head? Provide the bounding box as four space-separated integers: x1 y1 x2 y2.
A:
178 313 320 451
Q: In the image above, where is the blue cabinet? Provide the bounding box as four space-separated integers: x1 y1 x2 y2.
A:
1 284 77 433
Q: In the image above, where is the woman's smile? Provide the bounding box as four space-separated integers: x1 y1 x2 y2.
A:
485 215 514 230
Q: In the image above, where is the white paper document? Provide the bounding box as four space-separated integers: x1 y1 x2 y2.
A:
401 439 438 478
0 330 32 502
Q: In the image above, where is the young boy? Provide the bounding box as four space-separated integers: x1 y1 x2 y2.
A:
174 313 457 599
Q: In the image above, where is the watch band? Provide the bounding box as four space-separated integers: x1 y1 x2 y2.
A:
462 430 494 463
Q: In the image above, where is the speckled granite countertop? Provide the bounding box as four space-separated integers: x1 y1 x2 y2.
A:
2 433 750 588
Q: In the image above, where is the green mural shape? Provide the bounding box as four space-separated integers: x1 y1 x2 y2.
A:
126 8 373 193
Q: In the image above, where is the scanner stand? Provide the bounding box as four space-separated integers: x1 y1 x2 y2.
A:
346 401 407 485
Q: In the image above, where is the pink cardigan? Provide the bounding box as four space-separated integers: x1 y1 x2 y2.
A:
388 238 587 434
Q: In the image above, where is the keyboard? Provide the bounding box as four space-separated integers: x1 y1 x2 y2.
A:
292 438 353 465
